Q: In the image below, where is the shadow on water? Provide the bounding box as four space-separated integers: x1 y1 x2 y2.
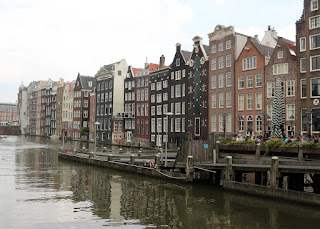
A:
2 136 320 229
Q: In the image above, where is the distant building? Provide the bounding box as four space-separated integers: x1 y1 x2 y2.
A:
0 103 18 125
235 37 274 136
95 59 128 144
73 74 96 139
296 0 320 136
62 82 74 138
168 43 191 147
56 79 65 137
187 36 210 140
89 90 96 142
18 82 28 134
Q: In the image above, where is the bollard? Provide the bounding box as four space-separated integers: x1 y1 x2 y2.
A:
108 154 113 162
256 143 261 160
270 156 279 188
298 146 303 161
186 156 194 182
225 156 233 182
103 147 107 152
130 154 135 164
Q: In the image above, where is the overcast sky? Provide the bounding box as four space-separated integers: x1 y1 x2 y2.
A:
0 0 303 103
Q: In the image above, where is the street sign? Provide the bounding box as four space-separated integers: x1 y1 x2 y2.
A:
204 144 208 149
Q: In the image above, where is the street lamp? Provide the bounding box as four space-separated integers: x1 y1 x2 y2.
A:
94 121 100 154
222 113 228 138
306 110 312 138
165 112 173 167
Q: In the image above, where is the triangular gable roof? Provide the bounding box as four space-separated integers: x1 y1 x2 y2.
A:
79 75 96 90
250 37 274 56
132 67 142 77
181 50 192 63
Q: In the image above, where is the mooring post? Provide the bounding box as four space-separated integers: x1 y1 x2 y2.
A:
186 156 194 182
155 153 161 168
108 154 113 162
270 156 279 188
256 143 261 160
130 154 135 165
103 147 107 152
225 156 233 183
298 146 303 161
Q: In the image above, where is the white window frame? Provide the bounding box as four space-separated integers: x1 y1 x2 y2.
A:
211 114 216 132
226 92 232 108
238 94 244 111
247 93 253 110
286 80 295 97
219 92 224 108
277 51 283 59
211 75 217 89
238 76 244 89
310 34 320 50
247 75 253 88
212 94 216 108
219 74 224 88
226 54 232 67
226 40 231 50
311 0 319 11
300 37 306 52
310 15 320 29
255 92 262 110
211 44 216 54
300 58 307 73
301 79 307 99
310 55 320 72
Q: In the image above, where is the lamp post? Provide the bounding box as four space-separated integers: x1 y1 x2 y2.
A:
165 112 173 167
94 121 100 154
222 113 227 138
306 110 312 138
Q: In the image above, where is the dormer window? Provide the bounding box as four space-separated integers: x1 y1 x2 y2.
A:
278 51 283 59
176 58 180 67
88 81 92 87
311 0 318 11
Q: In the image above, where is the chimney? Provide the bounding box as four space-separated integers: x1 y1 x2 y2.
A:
176 43 181 52
254 35 260 42
268 25 271 31
159 55 165 69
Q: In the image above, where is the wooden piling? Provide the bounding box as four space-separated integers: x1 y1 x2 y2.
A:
130 154 135 164
298 146 303 161
186 156 194 182
270 156 279 188
108 154 113 162
255 143 260 160
225 156 233 183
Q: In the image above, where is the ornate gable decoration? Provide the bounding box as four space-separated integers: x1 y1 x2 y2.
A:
95 67 112 80
208 25 235 41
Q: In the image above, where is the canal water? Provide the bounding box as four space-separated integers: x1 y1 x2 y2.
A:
1 136 320 229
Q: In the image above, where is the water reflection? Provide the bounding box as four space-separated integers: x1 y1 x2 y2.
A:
2 136 320 229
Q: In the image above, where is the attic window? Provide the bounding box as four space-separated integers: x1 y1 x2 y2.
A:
88 81 92 87
77 81 79 86
118 71 122 76
277 51 283 59
176 58 181 67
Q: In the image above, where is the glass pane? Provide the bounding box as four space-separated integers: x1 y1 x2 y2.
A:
194 85 200 99
194 70 200 83
195 101 200 115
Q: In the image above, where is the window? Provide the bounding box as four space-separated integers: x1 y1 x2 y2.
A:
137 90 140 101
310 15 320 29
151 119 155 133
212 58 217 70
141 78 145 87
247 93 253 110
175 118 181 132
83 110 88 118
273 63 288 75
151 95 155 103
238 115 244 132
151 83 155 90
300 58 307 73
156 82 162 90
226 55 232 67
176 58 180 67
151 106 155 115
247 75 253 88
311 34 320 50
311 55 320 71
163 104 168 114
226 40 231 50
311 78 320 97
212 94 217 108
211 114 216 132
84 100 88 107
255 92 262 110
277 51 283 59
157 94 162 103
219 74 224 88
287 80 295 96
137 120 140 134
141 104 145 116
182 102 186 114
219 56 224 69
211 75 217 89
145 120 149 135
175 103 181 115
176 70 181 80
137 104 141 116
238 94 244 111
157 105 162 115
145 88 148 101
182 84 186 97
182 69 186 78
242 56 257 70
301 79 307 98
267 82 275 98
300 37 306 52
238 76 244 89
182 118 185 132
157 118 162 133
211 45 216 54
176 85 181 97
163 80 168 88
141 89 145 101
219 43 223 52
226 114 231 132
171 86 174 98
226 72 232 87
195 118 200 136
287 104 295 120
171 72 174 80
311 0 318 11
255 74 262 87
219 92 224 108
163 93 168 101
267 105 273 120
226 92 232 107
256 115 262 132
219 114 224 132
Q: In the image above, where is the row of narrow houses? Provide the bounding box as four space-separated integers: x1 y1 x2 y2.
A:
17 0 320 145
